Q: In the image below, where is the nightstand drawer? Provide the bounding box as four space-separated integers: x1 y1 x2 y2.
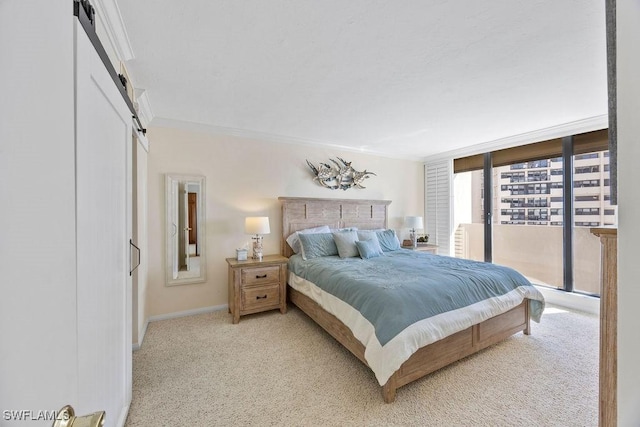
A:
242 284 280 311
241 266 280 285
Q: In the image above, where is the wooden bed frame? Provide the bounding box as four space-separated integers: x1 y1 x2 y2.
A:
279 197 531 403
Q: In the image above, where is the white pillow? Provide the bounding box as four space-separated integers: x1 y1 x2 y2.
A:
286 225 331 253
332 230 360 258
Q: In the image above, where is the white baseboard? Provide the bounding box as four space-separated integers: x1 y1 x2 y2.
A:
133 304 228 351
536 286 600 316
147 304 228 322
132 319 149 351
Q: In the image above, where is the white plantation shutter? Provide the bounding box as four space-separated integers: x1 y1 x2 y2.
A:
425 161 453 256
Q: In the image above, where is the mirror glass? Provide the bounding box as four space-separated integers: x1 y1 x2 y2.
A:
165 174 206 286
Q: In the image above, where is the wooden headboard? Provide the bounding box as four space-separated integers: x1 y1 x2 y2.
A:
278 197 392 257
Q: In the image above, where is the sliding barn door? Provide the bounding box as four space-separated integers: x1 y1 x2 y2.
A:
75 21 132 426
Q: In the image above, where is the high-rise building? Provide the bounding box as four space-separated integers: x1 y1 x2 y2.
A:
493 151 616 227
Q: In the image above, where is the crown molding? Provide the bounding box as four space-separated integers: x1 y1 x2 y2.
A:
93 0 135 62
421 114 609 163
134 89 154 128
149 117 420 161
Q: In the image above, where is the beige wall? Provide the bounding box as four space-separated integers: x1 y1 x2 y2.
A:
146 126 424 317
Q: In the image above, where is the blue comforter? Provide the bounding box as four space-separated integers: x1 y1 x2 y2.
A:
289 249 545 346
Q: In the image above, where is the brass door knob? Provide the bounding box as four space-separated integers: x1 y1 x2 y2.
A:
52 405 105 427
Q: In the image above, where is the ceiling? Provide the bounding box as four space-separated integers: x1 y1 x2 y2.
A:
117 0 608 160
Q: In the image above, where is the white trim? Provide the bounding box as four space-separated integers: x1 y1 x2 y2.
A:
147 304 228 323
132 318 149 351
133 121 149 152
150 116 419 161
422 114 609 163
535 286 599 316
94 0 135 61
115 402 131 427
135 90 154 128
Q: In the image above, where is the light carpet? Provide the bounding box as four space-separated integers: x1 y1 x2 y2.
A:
125 305 598 426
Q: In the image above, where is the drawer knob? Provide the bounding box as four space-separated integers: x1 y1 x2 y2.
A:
256 295 268 300
255 274 267 279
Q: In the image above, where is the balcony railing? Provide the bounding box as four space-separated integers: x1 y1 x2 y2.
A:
455 223 601 295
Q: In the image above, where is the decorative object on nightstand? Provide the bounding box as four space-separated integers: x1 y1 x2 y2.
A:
404 216 424 248
236 247 248 261
226 254 288 324
245 216 270 261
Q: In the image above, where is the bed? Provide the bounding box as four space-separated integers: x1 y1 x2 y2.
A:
279 196 545 403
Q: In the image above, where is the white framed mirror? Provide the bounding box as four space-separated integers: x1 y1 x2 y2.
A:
165 174 206 286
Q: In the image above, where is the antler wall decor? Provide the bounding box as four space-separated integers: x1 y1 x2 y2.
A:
306 157 376 190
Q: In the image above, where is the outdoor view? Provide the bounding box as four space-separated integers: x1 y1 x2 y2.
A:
453 150 616 296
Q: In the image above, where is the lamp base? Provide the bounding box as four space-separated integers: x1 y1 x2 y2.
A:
409 229 417 249
252 236 263 261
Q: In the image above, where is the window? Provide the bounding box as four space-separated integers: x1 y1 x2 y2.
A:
575 195 599 202
527 171 549 182
574 180 600 188
502 197 525 207
453 129 612 297
528 159 549 168
572 150 616 296
575 153 599 160
576 208 600 215
575 165 599 174
525 183 550 194
452 169 484 261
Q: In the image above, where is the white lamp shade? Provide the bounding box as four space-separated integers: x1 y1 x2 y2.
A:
245 216 270 235
404 216 424 229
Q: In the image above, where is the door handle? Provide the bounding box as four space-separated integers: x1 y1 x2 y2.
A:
130 239 141 276
52 405 105 427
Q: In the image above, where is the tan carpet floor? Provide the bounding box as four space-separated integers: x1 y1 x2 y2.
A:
125 304 598 426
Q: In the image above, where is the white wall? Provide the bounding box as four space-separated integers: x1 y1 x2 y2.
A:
146 125 424 317
616 1 640 423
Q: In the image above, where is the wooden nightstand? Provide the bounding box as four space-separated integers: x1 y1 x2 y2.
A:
401 244 438 254
226 254 288 324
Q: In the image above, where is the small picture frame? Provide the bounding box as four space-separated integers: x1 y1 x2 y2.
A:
236 248 248 261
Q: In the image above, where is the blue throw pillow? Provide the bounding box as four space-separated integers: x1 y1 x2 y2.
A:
357 230 384 255
376 229 401 251
298 232 338 260
356 240 381 259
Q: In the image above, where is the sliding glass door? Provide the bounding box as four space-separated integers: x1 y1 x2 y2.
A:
572 150 617 295
451 129 612 297
492 160 564 289
453 170 484 261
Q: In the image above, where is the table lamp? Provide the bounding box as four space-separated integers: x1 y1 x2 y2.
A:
245 216 270 260
404 216 424 248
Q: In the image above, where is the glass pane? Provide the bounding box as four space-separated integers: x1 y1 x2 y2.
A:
453 170 484 261
492 159 564 288
573 150 617 295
